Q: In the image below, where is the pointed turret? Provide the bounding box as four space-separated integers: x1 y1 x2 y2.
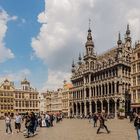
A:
84 25 96 61
116 33 123 60
125 24 131 42
125 24 131 49
72 60 75 73
85 28 94 50
72 59 75 68
78 53 82 65
117 32 122 45
126 24 130 36
21 77 30 91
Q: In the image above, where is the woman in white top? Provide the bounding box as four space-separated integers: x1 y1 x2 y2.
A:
5 113 13 134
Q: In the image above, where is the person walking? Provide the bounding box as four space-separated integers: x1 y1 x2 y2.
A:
93 113 98 127
97 113 110 134
15 113 22 133
5 113 13 134
134 112 140 140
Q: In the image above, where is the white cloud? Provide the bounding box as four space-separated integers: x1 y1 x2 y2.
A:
0 68 31 86
31 0 140 90
127 8 140 41
41 69 71 91
0 8 16 62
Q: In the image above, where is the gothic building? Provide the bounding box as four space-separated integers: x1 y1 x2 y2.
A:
69 25 132 117
131 41 140 112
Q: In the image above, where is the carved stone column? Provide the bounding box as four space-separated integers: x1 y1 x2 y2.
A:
89 101 92 114
108 100 110 115
84 102 87 117
115 99 117 119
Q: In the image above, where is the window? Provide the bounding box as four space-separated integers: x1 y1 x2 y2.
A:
19 101 21 107
22 101 24 107
137 63 140 72
1 105 3 110
133 90 136 103
133 77 136 86
30 102 32 107
16 101 18 107
22 94 24 98
19 94 21 98
138 76 140 85
133 64 136 73
138 90 140 101
11 105 13 110
138 52 140 59
15 94 18 98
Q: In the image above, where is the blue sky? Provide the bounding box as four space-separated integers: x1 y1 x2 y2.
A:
0 0 48 90
0 0 140 91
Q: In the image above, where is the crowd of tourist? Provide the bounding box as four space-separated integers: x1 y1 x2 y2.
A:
4 110 140 139
4 112 63 138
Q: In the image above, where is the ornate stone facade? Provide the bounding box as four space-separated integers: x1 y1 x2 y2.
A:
51 89 62 114
45 91 52 113
70 25 132 118
14 78 39 114
45 89 62 114
131 42 140 112
0 79 14 117
39 93 47 114
61 80 72 117
0 78 39 117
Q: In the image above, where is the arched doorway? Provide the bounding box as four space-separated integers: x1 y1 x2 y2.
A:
86 101 90 115
117 99 120 110
103 99 108 113
109 99 115 114
70 108 72 117
86 88 89 98
97 100 101 113
73 103 76 115
91 100 96 113
81 102 84 115
77 102 80 116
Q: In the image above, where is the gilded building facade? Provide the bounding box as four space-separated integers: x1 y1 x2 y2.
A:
61 80 72 117
51 89 62 114
14 78 39 114
70 25 132 117
39 93 47 114
131 42 140 112
0 78 39 116
45 91 52 113
0 79 14 117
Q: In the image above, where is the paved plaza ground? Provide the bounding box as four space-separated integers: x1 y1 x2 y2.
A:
0 118 137 140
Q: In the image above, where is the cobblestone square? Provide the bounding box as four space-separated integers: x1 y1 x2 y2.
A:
0 119 137 140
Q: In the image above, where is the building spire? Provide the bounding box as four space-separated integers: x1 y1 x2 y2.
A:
125 24 131 44
83 20 96 61
86 20 93 43
126 24 130 35
117 32 122 45
72 59 75 73
78 53 82 65
78 53 82 61
72 59 75 68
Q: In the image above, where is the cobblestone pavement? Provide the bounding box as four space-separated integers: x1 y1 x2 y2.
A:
0 119 137 140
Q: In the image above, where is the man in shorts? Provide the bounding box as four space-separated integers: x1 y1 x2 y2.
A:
15 113 22 133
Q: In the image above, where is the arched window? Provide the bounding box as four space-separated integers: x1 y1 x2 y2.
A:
90 61 94 69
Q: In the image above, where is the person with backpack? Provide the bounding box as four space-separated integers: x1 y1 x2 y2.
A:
97 113 110 134
134 112 140 140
